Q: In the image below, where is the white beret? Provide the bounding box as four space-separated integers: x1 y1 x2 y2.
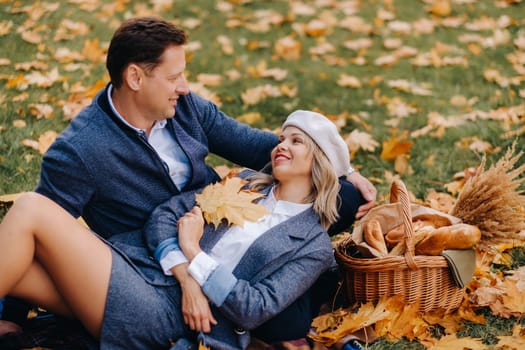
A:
282 110 350 177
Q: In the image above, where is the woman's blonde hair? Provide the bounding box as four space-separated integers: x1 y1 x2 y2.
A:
248 134 341 229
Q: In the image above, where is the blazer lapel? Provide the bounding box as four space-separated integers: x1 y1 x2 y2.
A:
199 184 322 282
200 223 229 252
233 207 320 281
200 185 272 252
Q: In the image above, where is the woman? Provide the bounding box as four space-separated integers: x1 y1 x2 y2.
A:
0 110 359 349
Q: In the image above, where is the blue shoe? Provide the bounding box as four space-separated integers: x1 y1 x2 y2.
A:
343 339 365 350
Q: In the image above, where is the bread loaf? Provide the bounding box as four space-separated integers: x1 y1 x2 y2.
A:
385 224 404 250
411 214 452 228
415 223 481 255
385 220 434 253
364 219 388 256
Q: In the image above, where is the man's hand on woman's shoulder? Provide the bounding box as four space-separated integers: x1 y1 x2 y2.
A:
347 171 377 219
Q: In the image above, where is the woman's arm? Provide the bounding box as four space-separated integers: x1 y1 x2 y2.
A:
143 194 216 333
204 247 334 330
171 263 217 332
178 217 334 330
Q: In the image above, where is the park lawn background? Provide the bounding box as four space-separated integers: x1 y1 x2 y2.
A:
0 0 524 349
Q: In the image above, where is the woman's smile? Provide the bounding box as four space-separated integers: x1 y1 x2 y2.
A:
273 152 290 166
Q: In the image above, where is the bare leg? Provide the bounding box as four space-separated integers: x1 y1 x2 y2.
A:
0 192 112 338
10 261 75 317
0 262 74 337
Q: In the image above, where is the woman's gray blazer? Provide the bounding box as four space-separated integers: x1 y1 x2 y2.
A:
109 179 336 349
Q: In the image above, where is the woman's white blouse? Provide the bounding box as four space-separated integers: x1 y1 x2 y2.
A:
163 187 312 285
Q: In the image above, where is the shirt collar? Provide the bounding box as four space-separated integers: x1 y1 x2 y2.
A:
107 84 167 132
264 186 312 217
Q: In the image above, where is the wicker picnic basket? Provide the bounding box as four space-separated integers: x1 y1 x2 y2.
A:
334 179 465 313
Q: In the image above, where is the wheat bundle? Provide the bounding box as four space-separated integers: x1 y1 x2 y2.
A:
450 142 525 251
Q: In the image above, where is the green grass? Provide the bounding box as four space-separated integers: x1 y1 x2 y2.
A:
0 0 524 348
1 0 524 197
457 309 525 346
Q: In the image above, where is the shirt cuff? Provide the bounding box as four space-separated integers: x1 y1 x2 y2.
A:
159 250 189 275
188 252 219 286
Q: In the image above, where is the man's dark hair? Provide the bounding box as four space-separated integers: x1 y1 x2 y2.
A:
106 17 188 88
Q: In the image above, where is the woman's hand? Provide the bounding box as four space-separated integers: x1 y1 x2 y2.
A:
178 206 205 261
171 264 217 332
347 171 377 219
180 277 218 333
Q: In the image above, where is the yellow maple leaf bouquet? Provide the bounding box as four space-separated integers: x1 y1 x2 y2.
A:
195 175 269 229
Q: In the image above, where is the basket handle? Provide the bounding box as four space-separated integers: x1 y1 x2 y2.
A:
390 179 418 270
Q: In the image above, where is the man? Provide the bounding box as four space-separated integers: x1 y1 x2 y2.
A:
2 17 376 344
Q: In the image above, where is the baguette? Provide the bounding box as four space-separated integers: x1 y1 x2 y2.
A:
364 219 388 256
415 223 481 255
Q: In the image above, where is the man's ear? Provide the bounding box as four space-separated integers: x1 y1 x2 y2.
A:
124 63 142 91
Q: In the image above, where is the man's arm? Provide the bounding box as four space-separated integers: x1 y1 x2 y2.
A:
186 93 377 222
143 189 198 254
35 138 95 219
347 170 377 219
185 92 278 171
